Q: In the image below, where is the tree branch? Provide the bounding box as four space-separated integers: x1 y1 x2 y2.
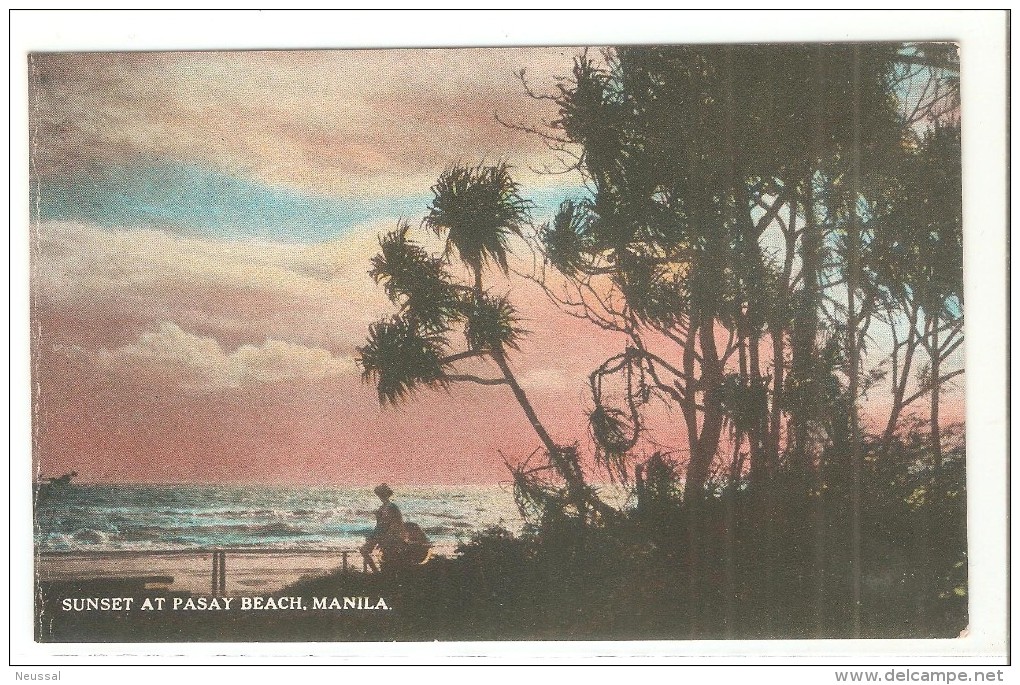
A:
439 350 489 366
901 368 966 407
444 374 510 386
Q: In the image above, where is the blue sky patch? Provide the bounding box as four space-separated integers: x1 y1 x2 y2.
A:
35 162 580 244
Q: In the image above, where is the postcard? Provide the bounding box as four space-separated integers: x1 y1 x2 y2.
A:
12 10 1009 667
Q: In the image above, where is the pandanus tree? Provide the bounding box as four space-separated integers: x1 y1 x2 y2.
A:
517 44 928 635
528 45 903 498
868 124 963 464
358 163 613 523
861 122 964 632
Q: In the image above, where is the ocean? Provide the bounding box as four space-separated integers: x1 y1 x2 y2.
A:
34 483 528 555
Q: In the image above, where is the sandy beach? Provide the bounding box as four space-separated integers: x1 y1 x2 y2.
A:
39 549 369 595
37 544 459 596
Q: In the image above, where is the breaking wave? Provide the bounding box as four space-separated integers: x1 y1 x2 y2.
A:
35 484 524 553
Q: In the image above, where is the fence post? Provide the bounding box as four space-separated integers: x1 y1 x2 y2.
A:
211 551 227 596
218 551 226 596
211 551 219 596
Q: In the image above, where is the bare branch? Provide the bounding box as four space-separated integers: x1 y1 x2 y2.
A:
901 368 966 407
439 350 489 366
444 374 510 386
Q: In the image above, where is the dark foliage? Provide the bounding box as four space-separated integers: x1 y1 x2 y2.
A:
369 222 464 330
464 292 525 353
348 44 967 640
358 316 448 405
425 162 532 276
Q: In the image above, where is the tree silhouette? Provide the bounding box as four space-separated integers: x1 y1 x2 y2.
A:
355 43 965 639
514 42 963 636
359 163 613 523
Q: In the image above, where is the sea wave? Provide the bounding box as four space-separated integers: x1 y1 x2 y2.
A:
34 484 525 553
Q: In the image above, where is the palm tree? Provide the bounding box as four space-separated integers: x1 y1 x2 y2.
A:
425 163 530 293
424 163 605 520
360 163 610 522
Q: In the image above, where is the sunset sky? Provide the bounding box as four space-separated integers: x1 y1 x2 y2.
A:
29 48 637 485
29 47 963 486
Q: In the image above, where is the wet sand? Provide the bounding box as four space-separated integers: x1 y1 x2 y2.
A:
37 546 456 596
38 549 366 595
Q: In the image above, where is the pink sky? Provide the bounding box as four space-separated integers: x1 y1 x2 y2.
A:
31 219 634 485
29 49 964 485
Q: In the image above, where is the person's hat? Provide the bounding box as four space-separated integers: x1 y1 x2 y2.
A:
374 483 394 499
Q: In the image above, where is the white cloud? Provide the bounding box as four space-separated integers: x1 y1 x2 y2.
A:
32 220 392 349
31 49 583 196
33 220 384 300
83 322 357 390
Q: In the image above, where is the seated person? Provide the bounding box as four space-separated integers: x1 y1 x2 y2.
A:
361 483 404 573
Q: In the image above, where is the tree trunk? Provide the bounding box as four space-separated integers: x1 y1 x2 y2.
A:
724 431 741 638
929 311 942 470
473 267 604 521
790 198 821 477
681 317 727 637
880 300 920 454
684 321 726 500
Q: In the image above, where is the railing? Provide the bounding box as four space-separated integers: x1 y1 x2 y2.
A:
204 549 371 596
39 544 445 598
38 547 377 597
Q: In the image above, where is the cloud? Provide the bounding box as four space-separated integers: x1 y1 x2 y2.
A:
33 220 382 293
33 220 393 351
66 322 357 390
29 48 585 197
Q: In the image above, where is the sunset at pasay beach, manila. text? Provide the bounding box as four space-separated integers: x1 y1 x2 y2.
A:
57 595 393 612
